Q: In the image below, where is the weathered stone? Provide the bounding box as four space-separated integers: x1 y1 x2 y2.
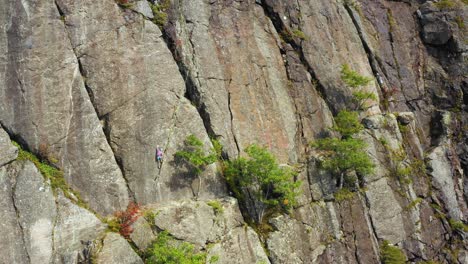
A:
365 178 406 244
14 161 56 264
267 215 325 264
56 0 226 205
0 128 17 166
96 232 143 264
148 198 244 247
130 1 154 18
397 112 415 126
129 217 155 251
418 3 453 46
207 227 270 264
0 0 130 215
53 192 106 263
0 164 28 264
166 0 298 161
427 144 463 220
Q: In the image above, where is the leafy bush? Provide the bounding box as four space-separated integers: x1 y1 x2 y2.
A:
224 144 301 223
291 29 307 40
145 231 211 264
111 202 141 238
175 135 218 176
380 240 407 264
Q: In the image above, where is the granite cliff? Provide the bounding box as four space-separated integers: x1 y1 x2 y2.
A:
0 0 466 263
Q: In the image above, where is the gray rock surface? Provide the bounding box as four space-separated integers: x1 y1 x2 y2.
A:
0 128 17 166
427 143 463 220
207 227 270 264
14 161 56 264
267 215 325 264
56 0 226 205
365 177 405 244
131 1 154 18
96 232 143 264
148 197 244 246
129 217 155 251
0 0 130 215
0 165 28 264
53 192 106 263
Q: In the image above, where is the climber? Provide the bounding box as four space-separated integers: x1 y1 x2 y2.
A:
156 146 164 169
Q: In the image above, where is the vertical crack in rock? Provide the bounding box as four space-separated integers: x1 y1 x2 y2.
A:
53 0 135 203
343 4 384 93
11 177 31 263
154 11 237 158
227 89 241 156
260 0 334 113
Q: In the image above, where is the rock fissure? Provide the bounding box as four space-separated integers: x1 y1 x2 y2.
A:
11 177 31 264
260 0 332 113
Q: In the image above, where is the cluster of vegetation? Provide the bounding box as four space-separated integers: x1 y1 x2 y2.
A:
145 231 215 264
280 28 308 42
207 200 224 215
448 218 468 232
380 240 407 264
107 202 141 238
13 141 89 208
150 0 171 28
312 65 375 197
224 144 302 223
433 0 457 10
176 135 301 224
115 0 132 8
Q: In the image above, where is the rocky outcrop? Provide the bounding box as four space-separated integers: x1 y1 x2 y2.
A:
55 0 226 205
1 0 466 263
0 0 129 215
96 233 143 264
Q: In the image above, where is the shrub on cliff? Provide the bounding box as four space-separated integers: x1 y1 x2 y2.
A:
380 240 407 264
175 135 218 176
145 231 213 264
224 144 301 223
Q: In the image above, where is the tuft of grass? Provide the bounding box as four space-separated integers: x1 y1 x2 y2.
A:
13 141 89 208
405 197 423 211
145 231 211 264
449 219 468 232
455 16 465 29
334 188 355 202
291 29 307 40
116 0 133 8
434 0 457 10
207 200 224 215
380 240 407 264
150 0 170 29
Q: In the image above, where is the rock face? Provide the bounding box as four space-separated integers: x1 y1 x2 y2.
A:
1 0 467 263
0 0 129 215
96 233 143 264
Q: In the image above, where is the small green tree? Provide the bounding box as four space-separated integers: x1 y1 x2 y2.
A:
332 110 364 138
380 240 407 264
341 64 376 110
175 135 218 176
175 135 219 197
313 137 374 189
312 107 374 189
224 144 301 223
